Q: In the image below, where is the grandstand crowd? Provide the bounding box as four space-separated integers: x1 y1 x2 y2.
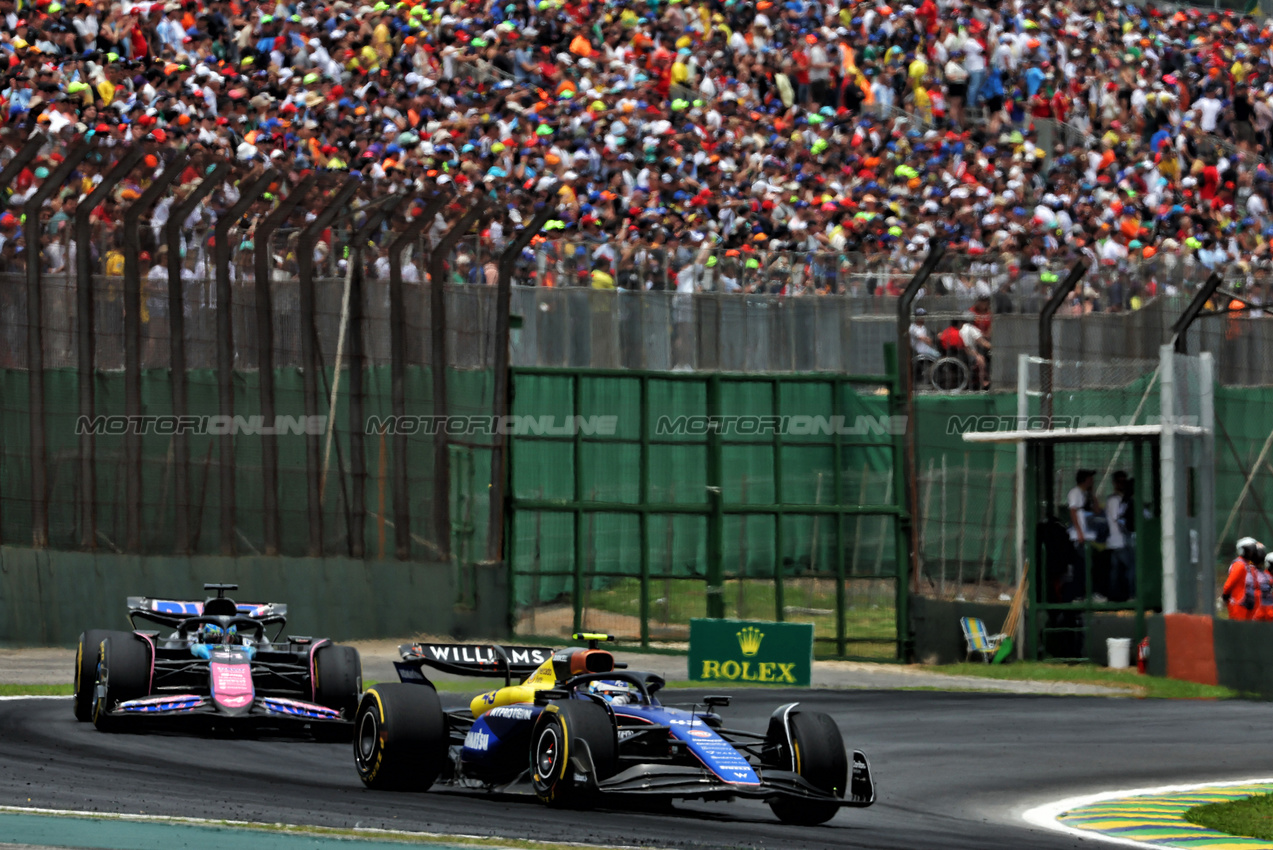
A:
2 0 1273 304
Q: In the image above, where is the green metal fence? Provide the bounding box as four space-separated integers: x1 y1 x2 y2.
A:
506 351 909 659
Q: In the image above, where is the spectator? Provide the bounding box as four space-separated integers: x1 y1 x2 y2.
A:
1066 469 1103 601
958 314 991 390
1105 471 1134 603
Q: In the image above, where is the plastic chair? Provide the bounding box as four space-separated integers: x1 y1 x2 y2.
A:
960 617 1006 663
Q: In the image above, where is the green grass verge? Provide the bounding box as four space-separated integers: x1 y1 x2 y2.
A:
938 662 1237 699
0 684 72 696
568 576 899 659
1186 791 1273 839
0 807 654 850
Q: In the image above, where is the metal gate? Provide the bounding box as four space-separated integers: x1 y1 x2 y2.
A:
506 351 910 660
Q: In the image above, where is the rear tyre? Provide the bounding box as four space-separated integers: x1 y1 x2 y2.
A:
74 630 115 722
353 684 448 791
530 700 617 808
91 634 152 732
313 644 362 742
767 711 848 826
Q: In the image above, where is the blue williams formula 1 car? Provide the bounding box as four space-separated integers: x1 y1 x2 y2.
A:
74 583 361 740
354 634 874 824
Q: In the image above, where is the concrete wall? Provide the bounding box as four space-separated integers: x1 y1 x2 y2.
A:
1214 620 1273 699
910 597 1015 664
911 596 1140 666
0 546 508 646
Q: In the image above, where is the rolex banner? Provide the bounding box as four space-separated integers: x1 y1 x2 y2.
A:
688 619 814 688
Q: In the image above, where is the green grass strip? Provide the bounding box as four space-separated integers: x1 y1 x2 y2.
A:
0 683 73 696
1186 791 1273 841
936 662 1237 699
0 807 663 850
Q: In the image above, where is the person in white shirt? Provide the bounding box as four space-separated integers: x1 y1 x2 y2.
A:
1105 471 1134 601
1067 469 1099 599
1195 92 1224 133
908 308 939 359
958 317 990 389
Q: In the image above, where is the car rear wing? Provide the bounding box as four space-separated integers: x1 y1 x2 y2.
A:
126 597 288 630
396 643 554 686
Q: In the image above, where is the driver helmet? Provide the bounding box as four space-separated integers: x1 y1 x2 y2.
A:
587 680 637 706
200 623 237 644
1238 536 1259 562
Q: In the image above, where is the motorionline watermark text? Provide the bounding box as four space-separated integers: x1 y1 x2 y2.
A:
76 415 328 436
947 414 1201 435
654 415 907 436
362 415 909 437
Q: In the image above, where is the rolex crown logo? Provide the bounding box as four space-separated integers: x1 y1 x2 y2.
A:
737 626 764 657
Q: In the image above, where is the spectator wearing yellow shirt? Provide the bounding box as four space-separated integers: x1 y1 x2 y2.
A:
104 248 125 277
373 12 394 65
907 53 927 86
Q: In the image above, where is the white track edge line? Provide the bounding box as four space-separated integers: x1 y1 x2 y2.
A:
1022 777 1273 849
0 695 68 700
0 804 661 850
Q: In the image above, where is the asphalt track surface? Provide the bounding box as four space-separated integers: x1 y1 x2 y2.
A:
2 690 1271 849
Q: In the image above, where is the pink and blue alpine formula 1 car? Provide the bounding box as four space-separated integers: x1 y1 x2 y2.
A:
74 583 360 740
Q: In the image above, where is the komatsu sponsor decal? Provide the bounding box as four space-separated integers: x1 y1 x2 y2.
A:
464 730 491 751
488 706 534 720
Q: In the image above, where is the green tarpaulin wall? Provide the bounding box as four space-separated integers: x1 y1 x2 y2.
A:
0 366 493 562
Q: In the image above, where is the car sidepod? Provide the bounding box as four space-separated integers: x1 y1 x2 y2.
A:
461 703 544 781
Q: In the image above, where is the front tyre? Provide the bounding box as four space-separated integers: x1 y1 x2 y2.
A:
353 684 447 791
91 634 152 732
767 711 848 826
74 630 115 722
530 700 616 808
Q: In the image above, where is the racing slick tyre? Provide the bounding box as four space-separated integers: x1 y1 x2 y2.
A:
313 644 362 743
530 700 617 808
766 711 848 826
74 629 116 722
354 684 447 791
91 633 152 732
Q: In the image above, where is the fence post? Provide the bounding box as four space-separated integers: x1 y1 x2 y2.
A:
705 373 725 619
488 192 558 564
252 173 316 555
1169 272 1223 354
386 193 448 559
346 194 404 558
212 168 275 555
22 139 92 548
1038 260 1089 427
0 130 47 545
0 132 46 189
297 175 362 556
122 151 189 551
75 145 145 550
896 241 945 599
165 159 229 554
428 199 490 561
1038 260 1088 525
